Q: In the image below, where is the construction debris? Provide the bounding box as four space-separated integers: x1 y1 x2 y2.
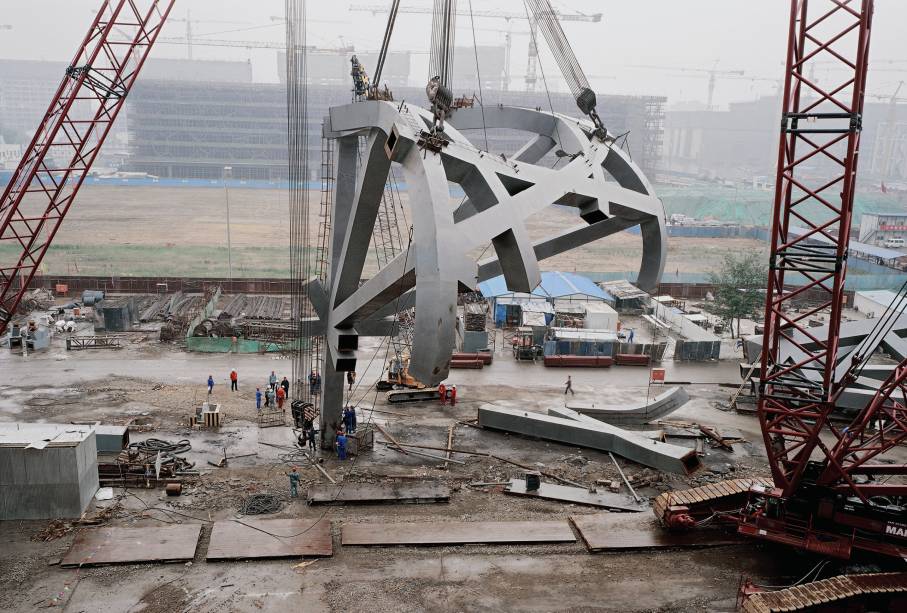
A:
504 478 643 511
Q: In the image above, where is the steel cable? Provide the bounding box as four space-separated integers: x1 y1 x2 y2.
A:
127 438 191 454
238 493 284 515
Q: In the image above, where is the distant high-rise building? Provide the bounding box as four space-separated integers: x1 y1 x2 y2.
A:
0 58 665 182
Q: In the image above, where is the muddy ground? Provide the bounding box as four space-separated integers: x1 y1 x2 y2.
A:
0 333 859 613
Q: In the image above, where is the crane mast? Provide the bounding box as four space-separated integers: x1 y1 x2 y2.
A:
0 0 174 336
747 0 906 560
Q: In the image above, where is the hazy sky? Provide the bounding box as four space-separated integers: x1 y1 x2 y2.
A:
1 1 905 107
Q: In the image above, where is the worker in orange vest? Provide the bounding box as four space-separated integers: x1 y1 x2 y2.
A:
229 369 238 392
450 384 457 406
276 384 286 409
438 382 447 405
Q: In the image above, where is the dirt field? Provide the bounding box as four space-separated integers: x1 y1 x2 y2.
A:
0 332 884 613
5 185 766 278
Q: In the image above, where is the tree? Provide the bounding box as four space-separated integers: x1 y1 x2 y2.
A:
708 252 767 338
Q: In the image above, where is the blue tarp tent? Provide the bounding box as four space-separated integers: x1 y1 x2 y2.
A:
478 271 614 302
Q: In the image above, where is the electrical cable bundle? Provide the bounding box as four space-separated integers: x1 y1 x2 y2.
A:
238 493 283 515
127 438 191 454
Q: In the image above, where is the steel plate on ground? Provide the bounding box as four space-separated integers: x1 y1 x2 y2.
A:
206 518 332 560
570 513 743 552
505 479 644 512
342 520 576 546
61 524 202 567
307 482 449 505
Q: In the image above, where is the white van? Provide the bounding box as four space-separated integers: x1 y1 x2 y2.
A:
884 237 905 249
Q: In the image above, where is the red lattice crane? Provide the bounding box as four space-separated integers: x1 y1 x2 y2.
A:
747 0 907 560
0 0 175 336
657 0 906 563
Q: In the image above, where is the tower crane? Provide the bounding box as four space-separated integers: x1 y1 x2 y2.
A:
165 11 247 60
349 2 601 92
629 63 747 109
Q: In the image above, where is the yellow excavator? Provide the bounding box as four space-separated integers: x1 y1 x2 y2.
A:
376 356 441 403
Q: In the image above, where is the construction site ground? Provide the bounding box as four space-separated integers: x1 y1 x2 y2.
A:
4 335 895 613
7 185 767 278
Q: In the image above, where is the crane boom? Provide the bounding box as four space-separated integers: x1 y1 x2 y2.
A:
0 0 174 336
524 0 606 140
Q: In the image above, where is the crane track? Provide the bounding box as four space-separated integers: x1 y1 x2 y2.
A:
653 478 774 525
741 572 907 612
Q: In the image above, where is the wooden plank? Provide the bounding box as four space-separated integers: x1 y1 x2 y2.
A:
372 422 409 455
342 520 576 546
206 518 332 560
61 525 202 567
570 513 743 552
504 479 644 512
443 424 454 470
307 482 450 505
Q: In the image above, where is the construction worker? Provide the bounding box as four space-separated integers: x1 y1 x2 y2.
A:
350 406 357 433
230 369 238 392
269 371 277 390
207 374 214 395
438 382 447 405
346 370 356 391
307 426 317 452
255 387 262 412
281 376 290 398
564 375 575 396
266 386 276 408
335 430 348 461
287 466 300 498
450 384 457 406
309 370 317 396
276 384 286 409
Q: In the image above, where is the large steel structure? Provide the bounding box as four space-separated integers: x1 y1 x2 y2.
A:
312 100 666 441
0 0 174 336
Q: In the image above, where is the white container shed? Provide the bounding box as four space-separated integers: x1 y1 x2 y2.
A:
583 301 618 331
853 290 907 319
0 423 99 520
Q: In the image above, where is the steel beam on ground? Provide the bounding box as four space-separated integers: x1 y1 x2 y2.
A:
479 404 701 475
560 386 690 426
